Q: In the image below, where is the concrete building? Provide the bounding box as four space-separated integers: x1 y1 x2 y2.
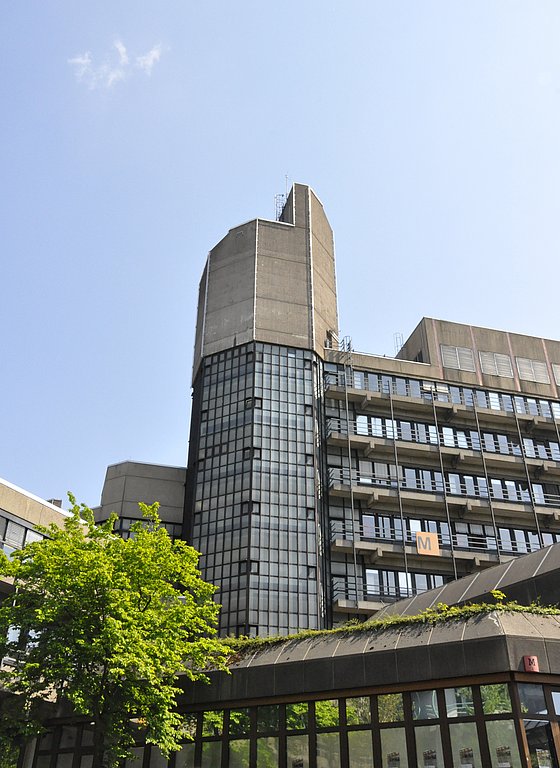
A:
180 183 560 637
0 478 70 601
23 184 560 768
32 545 560 768
94 461 186 540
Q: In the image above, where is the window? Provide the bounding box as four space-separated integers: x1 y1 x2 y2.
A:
479 351 514 378
440 345 476 372
552 363 560 386
516 357 550 384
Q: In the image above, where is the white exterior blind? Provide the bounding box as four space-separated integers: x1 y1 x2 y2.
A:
479 351 513 378
552 363 560 386
440 345 475 372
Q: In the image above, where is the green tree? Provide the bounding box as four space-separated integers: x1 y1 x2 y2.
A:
0 498 231 768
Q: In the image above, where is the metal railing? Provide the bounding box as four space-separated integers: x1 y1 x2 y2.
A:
327 467 560 507
332 578 419 604
329 520 542 557
324 372 560 420
326 418 560 462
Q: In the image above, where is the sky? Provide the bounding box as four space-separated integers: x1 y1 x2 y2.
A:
2 1 560 508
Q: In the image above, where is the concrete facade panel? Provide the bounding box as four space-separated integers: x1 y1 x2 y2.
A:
96 462 186 528
255 256 309 303
199 221 257 362
254 298 311 347
0 481 69 528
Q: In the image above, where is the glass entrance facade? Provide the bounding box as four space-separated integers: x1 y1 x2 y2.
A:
33 677 560 768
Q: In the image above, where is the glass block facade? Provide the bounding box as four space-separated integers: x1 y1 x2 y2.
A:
185 341 327 636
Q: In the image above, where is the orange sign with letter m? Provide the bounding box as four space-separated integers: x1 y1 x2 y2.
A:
415 531 440 557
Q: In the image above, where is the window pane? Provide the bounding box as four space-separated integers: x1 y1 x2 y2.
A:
346 696 371 725
485 720 522 768
201 742 221 768
257 705 279 733
522 720 558 768
412 690 439 719
414 725 444 768
378 694 404 723
229 708 251 736
348 731 373 767
123 749 144 768
59 727 77 748
150 748 168 768
175 743 195 768
380 727 408 768
518 684 547 715
316 732 341 768
315 700 339 728
286 735 308 768
286 703 308 731
445 687 474 717
229 739 250 768
257 737 279 767
202 710 224 736
449 722 482 767
481 684 512 714
552 691 560 716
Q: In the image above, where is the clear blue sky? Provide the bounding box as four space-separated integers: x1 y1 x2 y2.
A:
2 2 560 507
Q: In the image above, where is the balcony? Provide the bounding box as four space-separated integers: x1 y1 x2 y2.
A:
331 578 424 616
327 468 560 527
324 373 560 433
329 520 540 571
326 418 560 480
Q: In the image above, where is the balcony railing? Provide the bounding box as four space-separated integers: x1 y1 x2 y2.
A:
326 418 560 463
327 467 560 507
329 520 542 557
324 372 560 420
332 578 418 605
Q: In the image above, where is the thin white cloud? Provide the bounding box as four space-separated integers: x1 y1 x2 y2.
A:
68 52 93 81
135 45 162 75
114 40 129 66
68 39 163 90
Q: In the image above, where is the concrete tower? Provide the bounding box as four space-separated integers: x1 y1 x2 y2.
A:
185 184 338 636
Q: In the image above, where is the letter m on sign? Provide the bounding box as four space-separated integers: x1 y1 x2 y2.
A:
416 531 441 557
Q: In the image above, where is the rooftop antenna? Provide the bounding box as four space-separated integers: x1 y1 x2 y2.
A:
394 332 404 356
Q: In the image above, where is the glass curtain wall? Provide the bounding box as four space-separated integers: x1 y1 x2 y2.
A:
188 342 325 636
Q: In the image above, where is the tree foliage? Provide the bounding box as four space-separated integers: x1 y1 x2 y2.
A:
0 498 231 768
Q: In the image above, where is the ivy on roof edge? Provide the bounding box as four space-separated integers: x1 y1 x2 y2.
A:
224 592 560 654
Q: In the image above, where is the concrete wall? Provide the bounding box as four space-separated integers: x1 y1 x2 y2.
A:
95 461 186 527
0 479 69 529
398 317 560 396
0 478 70 598
192 220 257 378
192 184 338 379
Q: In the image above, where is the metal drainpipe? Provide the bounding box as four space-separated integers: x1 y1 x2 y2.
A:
428 388 458 581
512 403 544 548
341 345 360 609
472 392 502 564
388 383 410 589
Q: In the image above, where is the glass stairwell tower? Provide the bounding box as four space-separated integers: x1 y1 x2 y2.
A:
184 184 338 637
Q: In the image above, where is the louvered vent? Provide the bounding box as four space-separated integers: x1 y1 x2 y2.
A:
440 345 475 372
479 351 513 378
